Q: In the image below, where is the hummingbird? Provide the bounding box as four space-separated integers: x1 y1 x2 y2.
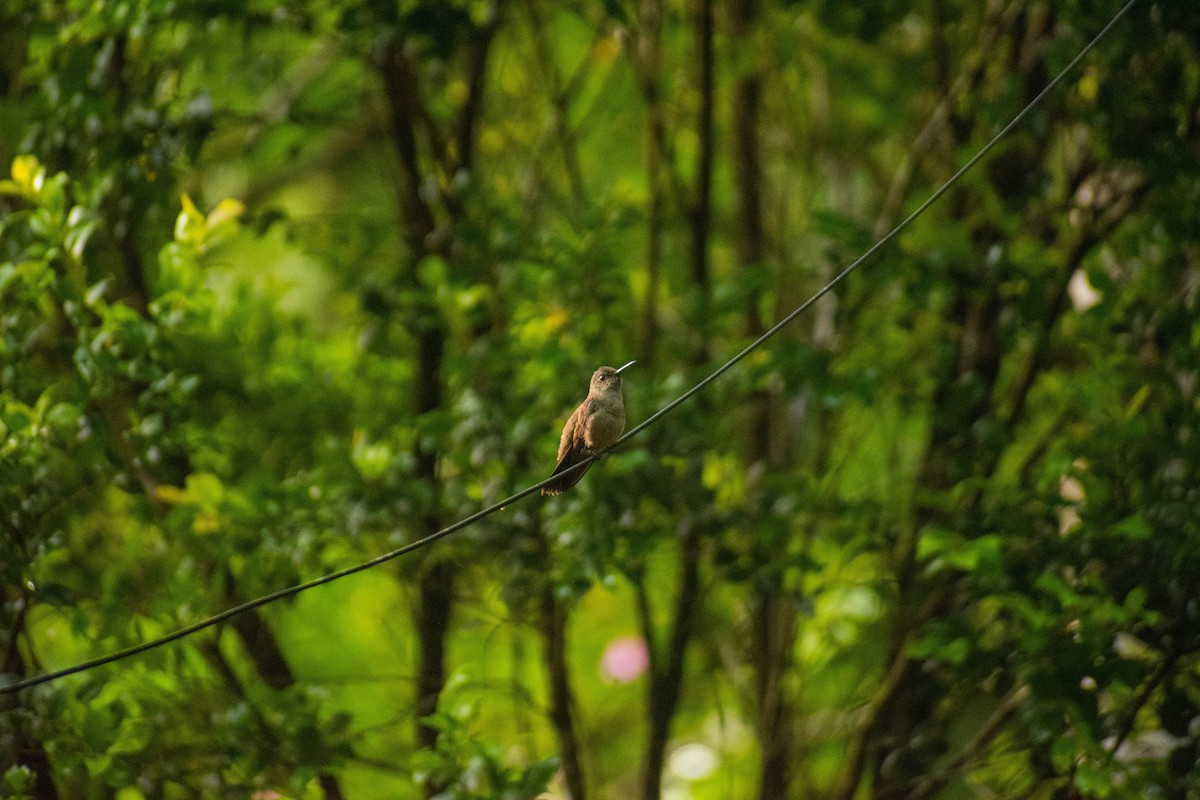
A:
542 361 635 495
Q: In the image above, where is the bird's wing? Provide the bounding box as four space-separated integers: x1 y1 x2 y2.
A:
542 438 592 495
556 401 587 461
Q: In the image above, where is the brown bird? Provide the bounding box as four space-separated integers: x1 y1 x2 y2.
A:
542 361 635 495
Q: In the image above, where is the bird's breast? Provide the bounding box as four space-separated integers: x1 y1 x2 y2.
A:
583 401 625 451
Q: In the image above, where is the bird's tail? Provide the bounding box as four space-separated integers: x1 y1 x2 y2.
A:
541 445 592 495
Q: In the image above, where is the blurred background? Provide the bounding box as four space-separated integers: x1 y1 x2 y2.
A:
1 1 1198 798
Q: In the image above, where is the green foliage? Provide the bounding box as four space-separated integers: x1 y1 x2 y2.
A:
3 1 1199 799
415 698 559 800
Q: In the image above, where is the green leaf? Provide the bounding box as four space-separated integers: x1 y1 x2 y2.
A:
1113 515 1151 539
416 255 449 289
82 707 117 752
521 757 560 795
1050 736 1076 771
3 765 35 794
45 402 81 433
1074 763 1111 797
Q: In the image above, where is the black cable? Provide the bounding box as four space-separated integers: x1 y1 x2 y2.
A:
612 0 1141 450
0 0 1140 696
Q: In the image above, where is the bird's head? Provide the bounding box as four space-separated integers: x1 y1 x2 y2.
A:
590 360 634 395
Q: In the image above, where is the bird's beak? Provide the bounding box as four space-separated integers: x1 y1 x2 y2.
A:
615 360 636 375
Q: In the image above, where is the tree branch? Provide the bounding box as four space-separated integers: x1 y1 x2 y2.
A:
908 684 1031 800
456 0 505 173
872 0 1022 237
641 523 703 800
636 0 666 368
539 563 588 800
688 0 715 322
1107 652 1177 756
833 637 912 800
524 0 589 210
379 41 438 252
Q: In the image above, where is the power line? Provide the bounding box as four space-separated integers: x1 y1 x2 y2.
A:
0 0 1140 696
615 0 1140 449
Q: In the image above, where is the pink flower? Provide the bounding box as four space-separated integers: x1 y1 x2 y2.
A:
601 636 649 683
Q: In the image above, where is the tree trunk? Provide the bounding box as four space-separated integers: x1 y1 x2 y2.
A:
752 594 796 800
638 4 717 795
378 35 453 789
640 523 702 800
539 564 587 800
687 0 715 362
415 558 454 754
637 0 665 369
